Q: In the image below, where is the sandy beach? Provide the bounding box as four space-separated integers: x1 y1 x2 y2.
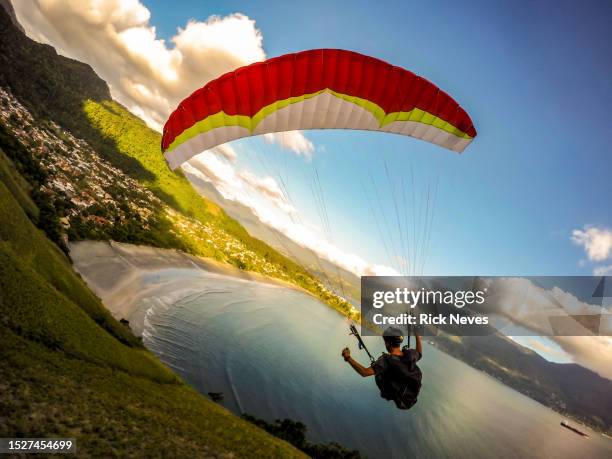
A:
69 240 304 335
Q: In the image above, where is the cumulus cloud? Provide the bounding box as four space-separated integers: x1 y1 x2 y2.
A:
263 131 314 158
14 0 263 130
184 153 238 197
554 336 612 379
12 0 311 156
213 144 238 163
238 170 296 214
572 226 612 262
477 277 612 379
480 278 605 334
523 338 570 361
183 154 397 277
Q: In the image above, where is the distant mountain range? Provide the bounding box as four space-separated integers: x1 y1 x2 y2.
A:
434 333 611 433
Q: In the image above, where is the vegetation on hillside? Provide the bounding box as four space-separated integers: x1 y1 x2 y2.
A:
0 7 355 318
242 415 361 459
82 99 355 316
0 81 355 318
0 147 305 457
0 88 188 253
0 9 355 455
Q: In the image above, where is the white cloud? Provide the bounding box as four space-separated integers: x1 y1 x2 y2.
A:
553 330 612 378
523 337 571 361
238 170 296 214
182 153 241 203
478 277 612 379
183 154 397 277
593 265 612 276
480 278 605 333
571 226 612 262
554 336 612 379
11 1 257 130
263 131 314 158
13 0 314 157
213 144 238 163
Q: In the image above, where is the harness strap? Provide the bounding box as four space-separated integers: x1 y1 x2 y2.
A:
407 310 412 348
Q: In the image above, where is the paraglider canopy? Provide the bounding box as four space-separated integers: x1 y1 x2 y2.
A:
162 49 477 169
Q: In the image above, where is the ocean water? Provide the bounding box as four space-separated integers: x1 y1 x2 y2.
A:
138 269 612 458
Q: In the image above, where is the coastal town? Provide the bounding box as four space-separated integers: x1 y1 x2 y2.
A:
0 86 355 317
1 86 160 245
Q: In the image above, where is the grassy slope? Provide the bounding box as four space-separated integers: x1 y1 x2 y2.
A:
0 147 37 219
84 100 354 317
0 150 304 457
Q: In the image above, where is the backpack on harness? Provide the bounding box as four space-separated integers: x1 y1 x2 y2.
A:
374 350 422 410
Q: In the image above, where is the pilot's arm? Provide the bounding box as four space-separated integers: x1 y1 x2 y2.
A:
415 332 423 357
342 347 375 377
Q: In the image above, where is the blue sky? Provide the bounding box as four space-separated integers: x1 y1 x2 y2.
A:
141 0 612 276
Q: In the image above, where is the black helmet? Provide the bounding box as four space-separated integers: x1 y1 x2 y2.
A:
382 327 404 347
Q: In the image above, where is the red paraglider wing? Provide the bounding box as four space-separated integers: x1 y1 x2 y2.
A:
162 49 476 169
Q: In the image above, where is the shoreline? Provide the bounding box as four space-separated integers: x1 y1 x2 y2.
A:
69 240 311 335
68 241 612 439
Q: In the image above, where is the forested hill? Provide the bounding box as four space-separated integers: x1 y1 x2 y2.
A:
0 6 110 125
0 6 308 456
0 6 354 318
0 143 306 456
0 0 24 32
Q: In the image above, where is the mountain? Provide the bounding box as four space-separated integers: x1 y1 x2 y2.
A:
184 169 361 300
0 0 23 32
433 333 612 432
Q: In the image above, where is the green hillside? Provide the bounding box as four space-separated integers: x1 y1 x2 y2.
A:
0 147 304 457
83 98 354 316
0 7 348 455
0 6 354 318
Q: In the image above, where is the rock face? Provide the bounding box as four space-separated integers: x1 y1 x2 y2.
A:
0 5 111 133
0 0 24 33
